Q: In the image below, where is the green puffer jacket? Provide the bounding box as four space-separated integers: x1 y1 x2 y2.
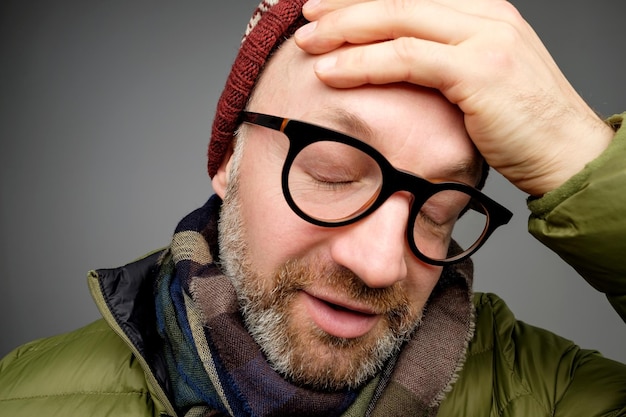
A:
1 115 626 416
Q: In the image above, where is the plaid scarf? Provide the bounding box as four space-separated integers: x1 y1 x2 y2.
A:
155 195 475 417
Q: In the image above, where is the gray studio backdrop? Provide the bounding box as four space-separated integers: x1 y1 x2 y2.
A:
1 1 625 363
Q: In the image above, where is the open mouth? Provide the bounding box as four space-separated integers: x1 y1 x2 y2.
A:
301 292 380 339
325 300 359 312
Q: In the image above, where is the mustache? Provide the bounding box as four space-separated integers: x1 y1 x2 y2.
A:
268 257 412 317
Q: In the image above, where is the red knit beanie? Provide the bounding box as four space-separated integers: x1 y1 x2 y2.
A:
207 0 489 188
208 0 308 178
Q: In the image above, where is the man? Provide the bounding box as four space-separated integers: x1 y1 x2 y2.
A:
1 0 625 416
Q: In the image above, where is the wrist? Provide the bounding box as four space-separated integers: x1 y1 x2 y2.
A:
524 115 616 197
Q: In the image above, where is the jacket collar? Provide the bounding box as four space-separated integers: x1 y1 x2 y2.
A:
89 250 174 405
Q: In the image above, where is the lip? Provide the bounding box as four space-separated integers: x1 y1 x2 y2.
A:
300 291 382 339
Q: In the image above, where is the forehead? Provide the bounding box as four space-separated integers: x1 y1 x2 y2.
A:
248 40 479 182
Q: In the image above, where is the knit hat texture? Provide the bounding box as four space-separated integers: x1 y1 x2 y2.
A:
207 0 489 188
208 0 307 178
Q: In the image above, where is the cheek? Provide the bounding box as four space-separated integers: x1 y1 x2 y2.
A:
403 263 443 310
237 151 327 277
242 203 327 277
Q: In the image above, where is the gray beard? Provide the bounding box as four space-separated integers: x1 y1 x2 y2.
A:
216 176 421 390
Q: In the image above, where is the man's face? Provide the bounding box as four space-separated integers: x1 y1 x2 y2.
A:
213 40 479 390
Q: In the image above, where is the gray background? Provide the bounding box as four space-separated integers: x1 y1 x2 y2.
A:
1 1 624 363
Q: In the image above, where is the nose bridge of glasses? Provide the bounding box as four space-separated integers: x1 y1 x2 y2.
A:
245 111 511 266
384 168 437 205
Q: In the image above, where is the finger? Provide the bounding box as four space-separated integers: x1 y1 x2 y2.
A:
299 0 528 54
431 0 531 28
296 0 486 54
311 29 568 120
303 0 516 23
302 0 374 21
311 38 464 95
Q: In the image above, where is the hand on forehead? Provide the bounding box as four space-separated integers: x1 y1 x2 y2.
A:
294 0 615 196
299 0 515 56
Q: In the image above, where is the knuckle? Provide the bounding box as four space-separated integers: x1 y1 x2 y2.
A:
390 37 450 86
491 21 521 46
384 0 420 19
391 36 417 63
492 1 526 27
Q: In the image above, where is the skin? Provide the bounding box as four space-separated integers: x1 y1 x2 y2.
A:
211 0 617 390
295 0 615 196
212 39 481 389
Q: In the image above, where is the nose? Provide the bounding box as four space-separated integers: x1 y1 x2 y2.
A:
329 193 411 288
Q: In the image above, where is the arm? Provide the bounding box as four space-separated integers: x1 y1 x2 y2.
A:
528 114 626 322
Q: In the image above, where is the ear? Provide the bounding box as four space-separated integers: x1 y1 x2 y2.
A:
211 143 234 199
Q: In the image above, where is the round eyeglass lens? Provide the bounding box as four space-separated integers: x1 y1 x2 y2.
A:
412 190 488 261
287 140 383 223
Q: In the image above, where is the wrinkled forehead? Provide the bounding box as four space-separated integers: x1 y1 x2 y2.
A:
253 40 464 124
247 39 481 184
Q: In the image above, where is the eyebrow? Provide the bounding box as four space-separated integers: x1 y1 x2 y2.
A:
308 107 483 185
435 159 483 185
311 107 376 144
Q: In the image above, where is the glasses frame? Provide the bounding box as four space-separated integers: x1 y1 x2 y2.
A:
241 111 513 266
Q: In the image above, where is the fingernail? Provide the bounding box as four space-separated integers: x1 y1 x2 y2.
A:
295 21 317 40
302 0 321 13
315 56 337 73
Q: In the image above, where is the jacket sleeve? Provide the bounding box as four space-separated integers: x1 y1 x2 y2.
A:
528 113 626 322
440 293 626 416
